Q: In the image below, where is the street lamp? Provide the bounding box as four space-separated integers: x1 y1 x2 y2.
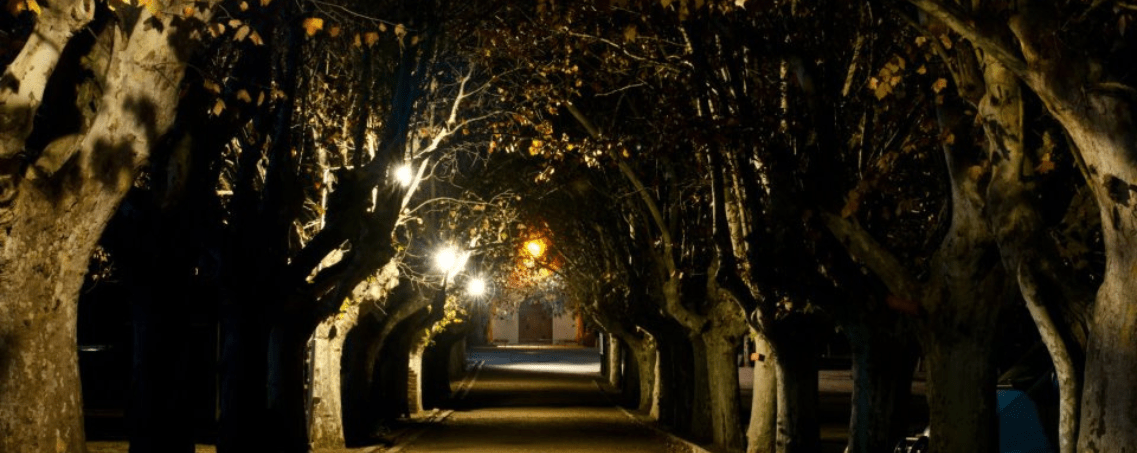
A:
394 163 414 187
466 277 487 297
434 245 468 281
524 238 546 258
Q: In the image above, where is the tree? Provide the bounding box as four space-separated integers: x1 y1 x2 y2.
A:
0 0 221 450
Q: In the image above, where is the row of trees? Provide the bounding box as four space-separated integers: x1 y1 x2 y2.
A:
1 0 1135 453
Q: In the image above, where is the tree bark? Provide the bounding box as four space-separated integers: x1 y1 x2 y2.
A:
606 333 623 388
843 315 917 453
924 334 998 453
704 330 745 451
746 329 777 453
770 317 819 453
308 261 400 449
0 2 217 450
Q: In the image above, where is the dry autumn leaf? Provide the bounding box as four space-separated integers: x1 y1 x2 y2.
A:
212 99 226 116
234 25 251 42
239 1 248 11
932 78 948 93
236 90 252 103
303 17 324 36
365 31 380 47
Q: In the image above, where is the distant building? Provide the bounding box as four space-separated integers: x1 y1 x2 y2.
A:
488 300 580 345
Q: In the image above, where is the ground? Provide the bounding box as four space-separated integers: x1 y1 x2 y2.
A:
85 346 928 452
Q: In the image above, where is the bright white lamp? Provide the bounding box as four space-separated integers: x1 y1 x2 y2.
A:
394 163 414 187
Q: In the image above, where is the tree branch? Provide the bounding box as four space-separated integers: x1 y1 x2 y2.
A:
1018 262 1080 453
821 212 918 302
906 0 1028 78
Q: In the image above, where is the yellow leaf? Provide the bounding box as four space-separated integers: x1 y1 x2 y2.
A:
623 25 637 42
1035 153 1056 174
260 0 270 5
365 31 380 47
302 17 324 37
202 79 221 94
236 89 252 103
328 25 341 37
183 5 194 16
916 65 927 75
234 25 251 42
379 23 387 32
212 99 225 116
257 91 265 106
239 1 248 11
394 23 406 40
932 78 948 93
228 19 242 28
353 33 362 47
248 30 263 46
661 0 672 7
8 0 41 15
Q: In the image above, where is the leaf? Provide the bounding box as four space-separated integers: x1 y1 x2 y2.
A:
234 25 251 42
257 91 265 106
203 79 221 94
932 78 948 93
8 0 41 15
260 0 270 5
364 31 380 47
183 5 194 16
239 1 248 11
623 25 637 42
353 33 362 47
248 30 263 46
328 25 341 37
302 17 324 36
236 89 252 103
211 99 226 116
661 0 672 7
1036 152 1056 174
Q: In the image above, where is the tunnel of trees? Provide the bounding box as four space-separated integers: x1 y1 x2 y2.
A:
0 0 1134 452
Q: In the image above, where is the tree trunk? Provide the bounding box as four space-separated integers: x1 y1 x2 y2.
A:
771 316 819 453
620 332 656 413
308 261 399 449
689 335 713 443
0 2 216 450
705 330 745 452
606 333 623 388
924 335 997 453
843 317 917 453
746 329 777 453
1008 24 1137 450
307 312 356 449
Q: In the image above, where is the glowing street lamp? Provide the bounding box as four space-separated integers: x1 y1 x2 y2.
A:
394 163 414 187
524 238 546 258
466 277 487 297
434 245 460 273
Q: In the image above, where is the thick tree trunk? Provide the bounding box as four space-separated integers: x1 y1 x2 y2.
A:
1008 30 1137 450
308 261 399 449
705 331 745 452
771 319 819 453
0 242 88 453
689 335 713 443
266 320 311 453
924 335 998 453
746 329 777 453
0 2 215 450
308 312 356 449
620 332 656 413
843 317 917 453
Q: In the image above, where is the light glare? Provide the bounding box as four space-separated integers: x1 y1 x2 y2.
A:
466 278 486 297
434 246 459 273
395 164 414 187
524 239 546 258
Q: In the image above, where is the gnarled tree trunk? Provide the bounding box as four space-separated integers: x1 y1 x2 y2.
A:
746 329 777 453
0 1 216 450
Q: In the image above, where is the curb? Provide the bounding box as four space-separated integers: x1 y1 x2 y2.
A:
591 379 714 453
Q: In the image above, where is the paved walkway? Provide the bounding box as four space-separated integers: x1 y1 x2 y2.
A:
392 347 689 453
